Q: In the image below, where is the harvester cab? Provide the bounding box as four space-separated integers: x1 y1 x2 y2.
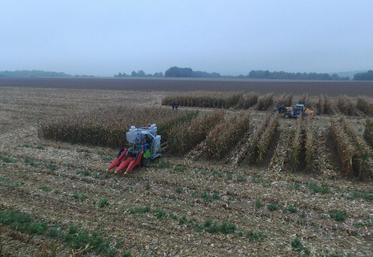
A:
108 124 161 174
282 104 305 118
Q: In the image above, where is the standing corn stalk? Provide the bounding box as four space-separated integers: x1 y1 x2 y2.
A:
204 112 250 160
289 118 303 171
364 119 373 148
330 118 372 179
304 117 318 172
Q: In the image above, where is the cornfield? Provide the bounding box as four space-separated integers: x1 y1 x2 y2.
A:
276 94 293 107
162 94 241 109
357 98 373 116
317 94 334 115
163 93 373 117
246 114 279 164
166 111 224 155
288 117 318 172
289 118 303 171
330 118 372 178
304 118 318 172
38 106 197 148
204 113 250 160
337 96 356 116
256 94 274 111
236 93 258 109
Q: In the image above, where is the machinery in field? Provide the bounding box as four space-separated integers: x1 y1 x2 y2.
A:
108 124 161 174
277 104 314 119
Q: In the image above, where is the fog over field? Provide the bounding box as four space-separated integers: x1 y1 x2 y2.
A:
0 0 372 76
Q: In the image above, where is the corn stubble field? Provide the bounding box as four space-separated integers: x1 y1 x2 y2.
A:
0 84 372 257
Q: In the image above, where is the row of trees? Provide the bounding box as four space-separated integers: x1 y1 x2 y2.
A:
164 67 221 78
354 70 373 81
246 70 348 80
114 70 163 78
0 70 71 78
114 67 373 81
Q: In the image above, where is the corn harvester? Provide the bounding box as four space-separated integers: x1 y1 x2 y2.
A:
108 124 161 174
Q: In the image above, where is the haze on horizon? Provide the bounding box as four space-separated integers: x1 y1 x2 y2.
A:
0 0 372 76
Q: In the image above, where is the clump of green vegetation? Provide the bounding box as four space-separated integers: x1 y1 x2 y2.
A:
128 206 150 214
64 225 116 256
290 182 302 190
255 198 263 209
251 175 264 184
173 164 186 173
348 190 373 201
201 191 220 202
24 157 40 167
46 162 58 171
97 197 109 208
246 230 266 242
39 186 52 192
286 204 298 213
0 176 23 188
307 181 330 194
329 210 347 222
291 237 310 256
0 210 47 235
0 154 16 163
236 175 247 183
47 225 64 239
154 208 167 219
72 192 87 202
77 169 91 176
153 159 172 169
127 206 260 238
122 251 132 257
353 219 373 228
202 219 236 234
267 202 279 212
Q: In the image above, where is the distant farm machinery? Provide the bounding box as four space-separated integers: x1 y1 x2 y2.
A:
276 103 315 119
108 124 161 174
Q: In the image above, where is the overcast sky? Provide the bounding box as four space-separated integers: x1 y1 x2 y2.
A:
0 0 372 76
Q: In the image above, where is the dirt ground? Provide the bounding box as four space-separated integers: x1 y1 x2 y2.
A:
0 87 372 257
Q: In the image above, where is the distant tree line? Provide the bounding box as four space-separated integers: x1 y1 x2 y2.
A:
245 70 348 80
354 70 373 80
163 67 349 80
164 67 221 78
114 70 163 78
0 70 71 78
114 67 373 81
